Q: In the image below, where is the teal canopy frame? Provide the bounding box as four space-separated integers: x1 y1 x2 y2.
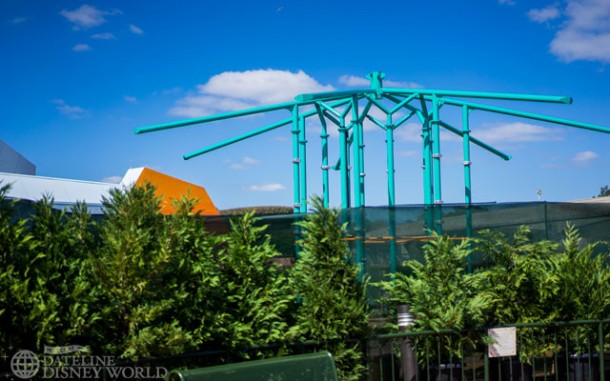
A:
136 72 609 215
136 72 610 273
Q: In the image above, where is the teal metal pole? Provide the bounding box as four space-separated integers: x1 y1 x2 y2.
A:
388 206 397 275
462 106 472 206
462 106 473 243
339 117 350 208
422 117 433 205
382 88 572 104
431 96 442 205
431 96 443 234
386 114 396 206
352 123 361 207
351 95 365 207
438 120 511 161
431 97 610 135
298 116 308 213
182 98 352 159
292 105 301 213
315 105 330 208
134 101 298 134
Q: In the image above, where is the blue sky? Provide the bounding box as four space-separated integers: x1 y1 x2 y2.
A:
1 0 609 209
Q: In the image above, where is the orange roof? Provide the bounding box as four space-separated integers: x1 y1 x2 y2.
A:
129 167 219 215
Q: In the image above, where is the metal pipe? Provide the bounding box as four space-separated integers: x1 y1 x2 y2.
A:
389 93 418 115
135 101 297 134
351 96 363 207
383 88 572 104
339 118 350 208
183 98 352 159
429 97 610 135
295 88 377 102
298 116 308 213
316 100 341 120
431 96 442 205
438 120 511 161
315 104 330 208
291 106 301 213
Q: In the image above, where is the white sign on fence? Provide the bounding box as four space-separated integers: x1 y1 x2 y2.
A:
488 327 517 358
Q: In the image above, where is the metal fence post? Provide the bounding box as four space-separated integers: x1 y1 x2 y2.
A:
398 305 416 381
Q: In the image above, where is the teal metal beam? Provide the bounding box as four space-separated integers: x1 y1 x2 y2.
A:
438 121 511 161
431 97 610 135
386 114 396 206
365 95 391 115
366 114 386 130
351 95 364 207
182 98 352 159
389 93 418 114
393 110 416 128
316 100 341 120
462 106 473 206
135 101 297 134
383 88 572 104
184 118 290 159
315 104 330 208
422 115 433 205
339 118 350 208
358 100 374 124
431 96 442 205
384 94 427 123
298 116 308 213
291 106 301 213
295 89 376 103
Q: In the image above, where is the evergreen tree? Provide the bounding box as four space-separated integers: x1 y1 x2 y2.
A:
215 212 292 354
92 184 196 359
288 197 369 381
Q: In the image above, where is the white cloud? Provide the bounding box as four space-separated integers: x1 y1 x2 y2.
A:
499 0 516 5
92 32 115 40
339 75 423 89
532 0 610 63
339 75 369 87
248 183 286 192
397 150 418 157
528 5 561 23
60 5 120 30
228 157 261 170
474 122 562 143
124 95 137 103
129 24 144 35
73 43 91 52
572 150 598 163
395 123 423 142
170 69 334 117
52 99 86 119
10 17 27 24
101 175 122 184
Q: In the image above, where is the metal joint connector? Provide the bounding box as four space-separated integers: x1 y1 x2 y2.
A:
321 165 330 170
434 200 444 205
432 154 443 159
463 161 472 166
360 173 366 177
291 158 301 163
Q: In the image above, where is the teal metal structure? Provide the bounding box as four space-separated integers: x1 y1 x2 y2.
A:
135 72 610 271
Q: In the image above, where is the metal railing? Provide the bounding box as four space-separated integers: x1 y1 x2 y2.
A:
369 319 610 381
129 319 610 381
